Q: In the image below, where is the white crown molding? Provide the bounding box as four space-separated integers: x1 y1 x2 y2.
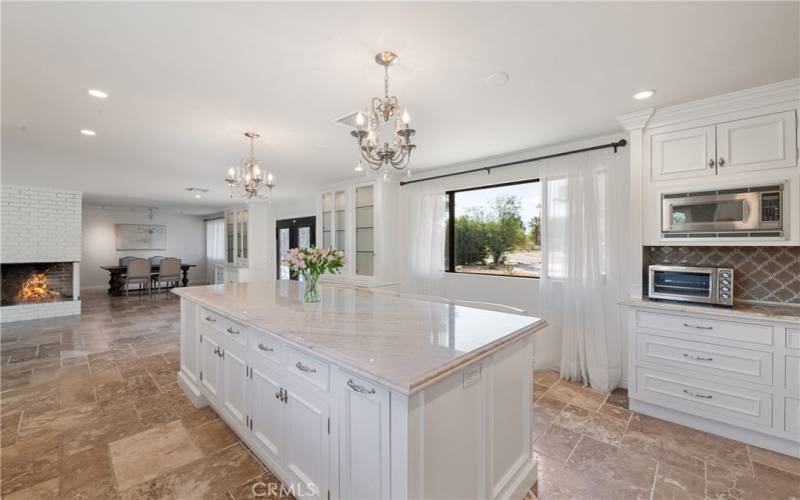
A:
617 108 655 131
646 78 799 129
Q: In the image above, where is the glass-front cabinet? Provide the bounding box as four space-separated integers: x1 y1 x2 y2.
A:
225 206 249 267
318 182 377 279
355 185 374 276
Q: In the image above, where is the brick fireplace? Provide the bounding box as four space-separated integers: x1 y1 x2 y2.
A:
0 185 82 322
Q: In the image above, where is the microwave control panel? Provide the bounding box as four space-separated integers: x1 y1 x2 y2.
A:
761 192 781 222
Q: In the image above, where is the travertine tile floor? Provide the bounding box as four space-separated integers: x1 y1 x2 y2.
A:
1 290 798 499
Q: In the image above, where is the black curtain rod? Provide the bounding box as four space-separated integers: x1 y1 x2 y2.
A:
203 216 225 222
399 139 627 186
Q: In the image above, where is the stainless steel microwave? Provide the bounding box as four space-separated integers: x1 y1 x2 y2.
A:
648 265 734 307
661 185 783 238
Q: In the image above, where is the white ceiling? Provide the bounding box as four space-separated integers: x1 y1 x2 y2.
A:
2 2 798 210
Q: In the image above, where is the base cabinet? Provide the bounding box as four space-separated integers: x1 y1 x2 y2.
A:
180 299 538 499
625 304 800 458
337 372 391 500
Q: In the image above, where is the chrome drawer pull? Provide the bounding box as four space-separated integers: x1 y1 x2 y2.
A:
257 343 274 352
347 379 376 395
683 353 714 362
205 316 216 322
682 323 713 330
226 327 240 335
295 361 316 373
683 389 712 399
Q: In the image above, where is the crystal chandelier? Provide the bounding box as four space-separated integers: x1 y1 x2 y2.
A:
350 51 417 179
225 132 275 201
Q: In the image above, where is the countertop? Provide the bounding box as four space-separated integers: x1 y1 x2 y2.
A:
621 296 800 324
174 281 546 394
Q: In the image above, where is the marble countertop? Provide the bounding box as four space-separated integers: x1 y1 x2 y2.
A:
621 296 800 324
174 281 546 394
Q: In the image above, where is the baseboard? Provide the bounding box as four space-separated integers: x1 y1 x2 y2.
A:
630 399 799 458
494 455 538 500
178 371 208 408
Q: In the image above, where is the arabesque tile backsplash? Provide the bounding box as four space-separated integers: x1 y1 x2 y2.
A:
644 246 800 304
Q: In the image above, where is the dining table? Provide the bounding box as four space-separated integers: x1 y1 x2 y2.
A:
100 264 196 296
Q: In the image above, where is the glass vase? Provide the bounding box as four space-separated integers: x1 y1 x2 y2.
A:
301 271 320 303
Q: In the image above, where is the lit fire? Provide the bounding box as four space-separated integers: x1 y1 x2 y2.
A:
17 273 61 302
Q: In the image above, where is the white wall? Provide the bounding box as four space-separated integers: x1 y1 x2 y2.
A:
81 206 208 288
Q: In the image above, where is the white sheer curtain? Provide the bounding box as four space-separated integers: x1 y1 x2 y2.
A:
205 218 225 284
404 182 448 296
538 148 622 392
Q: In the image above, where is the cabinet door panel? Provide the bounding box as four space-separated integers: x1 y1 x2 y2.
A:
339 373 390 500
200 327 222 402
221 342 248 429
651 125 716 181
717 111 797 174
285 388 329 499
250 363 284 460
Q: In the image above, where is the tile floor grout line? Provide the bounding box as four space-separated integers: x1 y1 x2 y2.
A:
649 462 659 500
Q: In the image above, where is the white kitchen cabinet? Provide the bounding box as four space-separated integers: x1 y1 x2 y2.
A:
624 302 800 457
649 110 797 182
199 326 222 404
221 340 249 431
225 206 249 269
284 384 330 500
249 360 285 462
716 111 797 174
651 125 717 181
338 372 391 500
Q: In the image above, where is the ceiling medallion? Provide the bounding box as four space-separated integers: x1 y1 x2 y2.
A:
225 132 275 201
350 51 417 180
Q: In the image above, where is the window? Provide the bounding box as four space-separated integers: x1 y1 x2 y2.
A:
446 180 542 278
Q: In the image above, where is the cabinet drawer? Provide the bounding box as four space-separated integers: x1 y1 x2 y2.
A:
785 397 800 435
636 310 773 346
787 328 800 350
286 347 329 392
786 355 800 393
200 307 247 347
635 366 772 427
636 333 772 386
250 329 282 365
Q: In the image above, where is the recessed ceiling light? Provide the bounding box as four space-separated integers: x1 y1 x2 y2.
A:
484 72 510 87
80 129 96 136
194 194 202 199
87 89 108 99
633 89 655 100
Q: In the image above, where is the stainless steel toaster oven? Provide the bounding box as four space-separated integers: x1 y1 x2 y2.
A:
648 265 734 306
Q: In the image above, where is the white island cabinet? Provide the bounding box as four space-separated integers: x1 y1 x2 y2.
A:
175 281 546 500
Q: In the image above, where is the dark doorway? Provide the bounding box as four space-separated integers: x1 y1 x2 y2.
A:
276 216 316 280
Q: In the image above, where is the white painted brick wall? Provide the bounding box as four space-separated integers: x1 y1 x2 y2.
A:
1 185 82 263
0 300 81 323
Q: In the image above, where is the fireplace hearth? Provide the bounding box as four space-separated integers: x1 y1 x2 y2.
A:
1 262 75 306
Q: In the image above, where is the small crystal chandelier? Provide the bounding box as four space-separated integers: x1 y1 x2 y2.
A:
350 51 417 179
225 132 275 201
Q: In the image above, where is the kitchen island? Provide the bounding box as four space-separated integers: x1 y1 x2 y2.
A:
174 281 546 500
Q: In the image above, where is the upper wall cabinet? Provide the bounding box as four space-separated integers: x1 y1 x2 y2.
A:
650 110 798 182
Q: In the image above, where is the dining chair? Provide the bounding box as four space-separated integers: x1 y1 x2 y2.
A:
149 256 165 265
125 258 151 296
119 256 136 266
153 257 181 293
452 299 527 315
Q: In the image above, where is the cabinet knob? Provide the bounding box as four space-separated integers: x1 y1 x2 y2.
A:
257 343 274 352
347 378 376 395
707 158 716 168
718 157 726 167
